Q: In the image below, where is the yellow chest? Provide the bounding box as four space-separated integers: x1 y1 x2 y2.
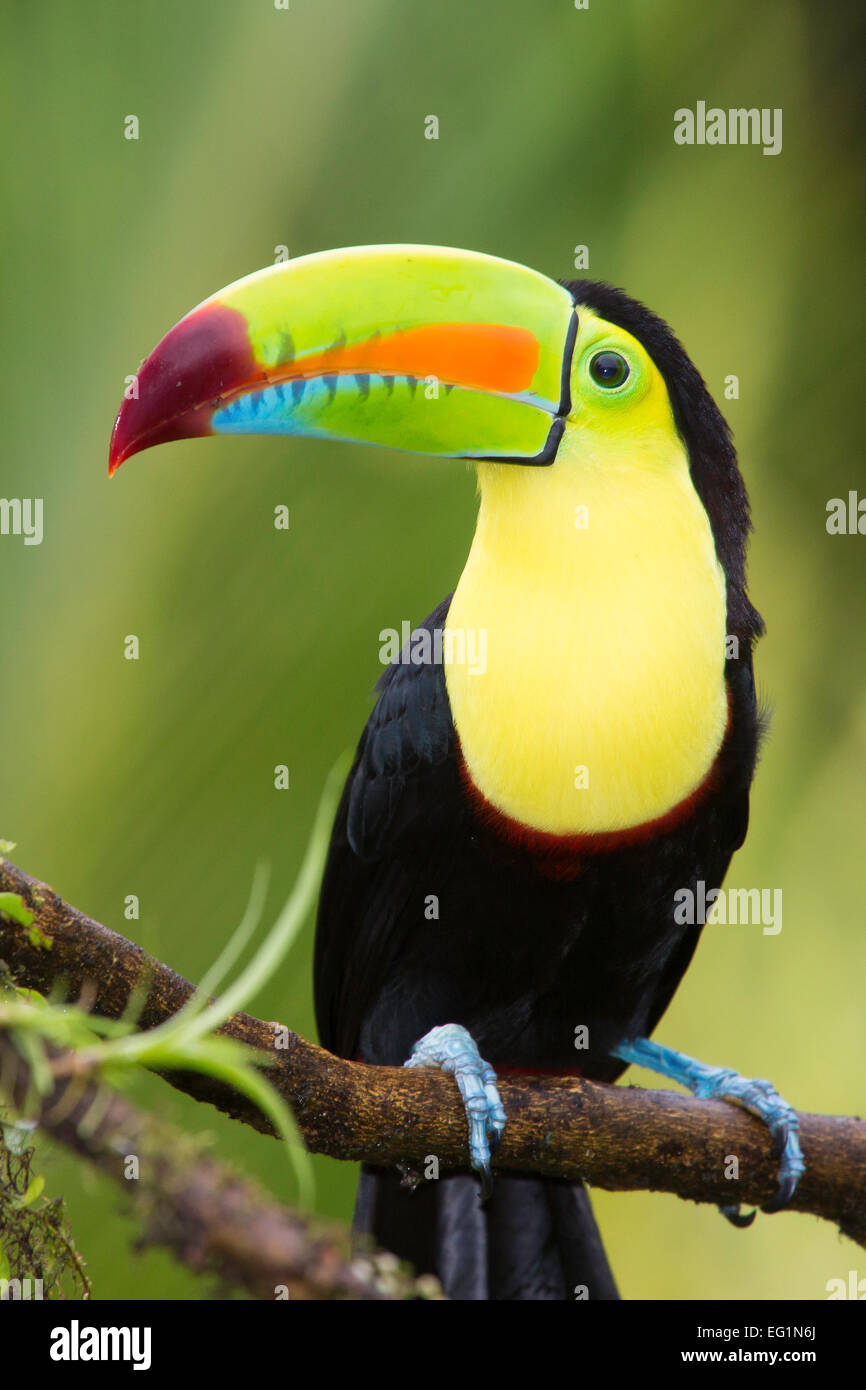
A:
444 433 728 835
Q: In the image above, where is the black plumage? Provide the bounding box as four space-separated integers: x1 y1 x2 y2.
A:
313 282 762 1300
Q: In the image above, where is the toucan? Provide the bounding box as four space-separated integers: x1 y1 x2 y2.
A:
109 245 804 1301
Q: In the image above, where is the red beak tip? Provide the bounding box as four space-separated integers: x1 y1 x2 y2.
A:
108 440 126 476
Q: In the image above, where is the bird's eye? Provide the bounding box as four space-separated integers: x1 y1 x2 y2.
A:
589 351 630 389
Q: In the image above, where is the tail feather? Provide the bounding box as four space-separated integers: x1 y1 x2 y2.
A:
355 1166 619 1301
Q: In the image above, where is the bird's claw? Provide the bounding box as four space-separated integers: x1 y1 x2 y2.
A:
613 1038 805 1222
759 1132 804 1214
691 1067 805 1215
405 1023 506 1199
719 1203 757 1229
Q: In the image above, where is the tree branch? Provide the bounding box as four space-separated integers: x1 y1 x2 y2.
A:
1 853 863 1247
0 1035 439 1300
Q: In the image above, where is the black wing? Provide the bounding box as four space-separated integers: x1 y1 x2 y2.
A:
314 597 460 1057
641 647 763 1040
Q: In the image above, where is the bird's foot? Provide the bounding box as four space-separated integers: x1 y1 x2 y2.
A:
612 1036 805 1225
404 1023 506 1199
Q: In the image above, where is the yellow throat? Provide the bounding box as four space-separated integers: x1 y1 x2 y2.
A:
444 309 728 836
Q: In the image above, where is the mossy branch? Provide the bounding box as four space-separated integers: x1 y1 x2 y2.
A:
0 1031 439 1300
0 852 864 1249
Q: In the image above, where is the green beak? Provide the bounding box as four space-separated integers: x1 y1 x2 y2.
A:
109 244 577 474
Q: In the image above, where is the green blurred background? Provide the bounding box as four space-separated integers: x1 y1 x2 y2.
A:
1 0 862 1299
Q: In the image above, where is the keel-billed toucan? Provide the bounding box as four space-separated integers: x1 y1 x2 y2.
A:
110 245 803 1300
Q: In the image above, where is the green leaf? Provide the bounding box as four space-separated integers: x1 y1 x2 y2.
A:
0 892 34 929
19 1174 45 1208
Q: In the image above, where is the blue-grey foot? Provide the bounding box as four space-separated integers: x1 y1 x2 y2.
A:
404 1023 506 1199
612 1036 805 1224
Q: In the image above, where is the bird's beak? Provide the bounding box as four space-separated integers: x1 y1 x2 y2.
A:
109 244 577 475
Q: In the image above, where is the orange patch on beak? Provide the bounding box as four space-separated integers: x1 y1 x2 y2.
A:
271 322 540 395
